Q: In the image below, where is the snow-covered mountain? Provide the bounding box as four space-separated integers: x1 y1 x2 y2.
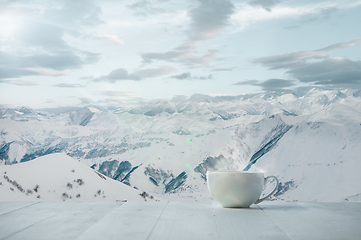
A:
1 88 361 202
0 153 152 201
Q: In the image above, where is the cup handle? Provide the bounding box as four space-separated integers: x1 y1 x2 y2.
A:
254 175 279 204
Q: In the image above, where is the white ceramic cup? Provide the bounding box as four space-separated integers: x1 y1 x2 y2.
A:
207 171 279 208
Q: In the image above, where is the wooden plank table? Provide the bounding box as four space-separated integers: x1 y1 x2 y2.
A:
0 201 360 240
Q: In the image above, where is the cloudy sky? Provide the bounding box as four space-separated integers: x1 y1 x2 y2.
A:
1 0 361 108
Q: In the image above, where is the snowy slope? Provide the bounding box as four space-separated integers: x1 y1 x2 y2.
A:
0 153 151 201
1 88 361 202
234 116 361 202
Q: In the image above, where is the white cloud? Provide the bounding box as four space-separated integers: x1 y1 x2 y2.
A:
318 38 361 51
234 78 296 91
141 42 220 68
54 83 85 88
0 1 102 80
26 68 69 76
106 68 140 81
247 0 282 12
188 0 235 40
170 72 213 80
94 65 177 82
99 35 125 45
96 91 132 97
134 65 177 78
8 80 37 86
231 0 361 32
252 39 361 88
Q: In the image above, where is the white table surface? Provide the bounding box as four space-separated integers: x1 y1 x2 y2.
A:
0 201 360 240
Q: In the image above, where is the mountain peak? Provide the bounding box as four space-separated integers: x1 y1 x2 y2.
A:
0 153 148 201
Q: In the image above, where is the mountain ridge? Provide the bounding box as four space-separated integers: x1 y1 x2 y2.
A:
1 88 360 202
0 153 152 201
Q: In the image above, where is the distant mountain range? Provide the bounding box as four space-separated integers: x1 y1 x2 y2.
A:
1 88 361 202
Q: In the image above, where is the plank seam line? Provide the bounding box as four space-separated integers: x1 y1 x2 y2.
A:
64 202 124 239
73 202 126 238
257 204 294 240
210 201 223 240
0 202 40 216
1 213 61 240
1 203 80 240
146 201 169 240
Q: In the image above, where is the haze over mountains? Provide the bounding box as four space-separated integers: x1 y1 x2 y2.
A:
1 88 361 202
